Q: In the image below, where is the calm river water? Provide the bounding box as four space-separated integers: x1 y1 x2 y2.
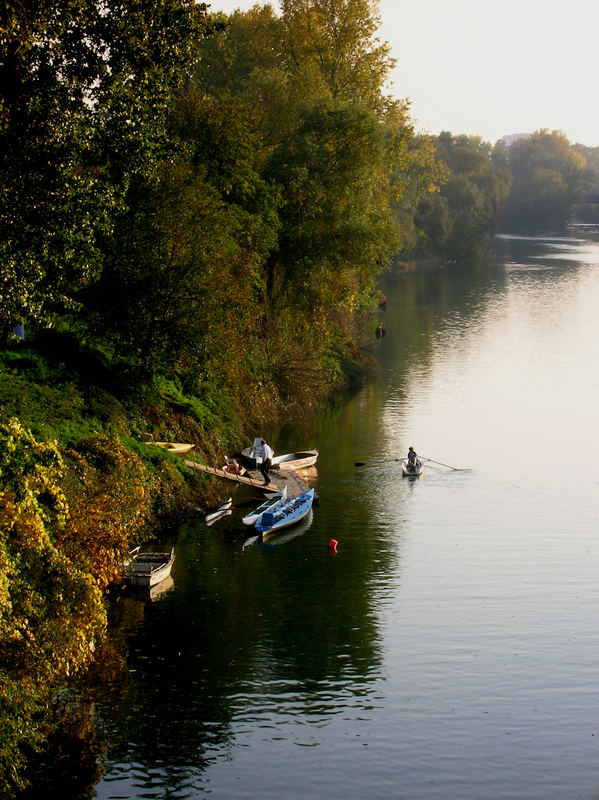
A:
92 235 599 800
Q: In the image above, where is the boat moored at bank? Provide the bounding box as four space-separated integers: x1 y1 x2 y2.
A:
241 438 318 471
255 488 315 535
242 486 288 526
121 547 175 587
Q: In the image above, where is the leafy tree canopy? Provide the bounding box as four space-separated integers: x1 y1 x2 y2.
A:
412 132 511 258
500 129 590 233
0 0 212 333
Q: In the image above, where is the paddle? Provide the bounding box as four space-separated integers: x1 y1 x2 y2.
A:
354 458 400 467
420 456 467 471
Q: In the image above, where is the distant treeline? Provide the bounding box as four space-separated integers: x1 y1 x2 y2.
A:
497 130 597 233
414 129 598 247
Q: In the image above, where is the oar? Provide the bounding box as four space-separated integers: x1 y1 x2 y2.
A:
421 456 467 471
354 458 400 467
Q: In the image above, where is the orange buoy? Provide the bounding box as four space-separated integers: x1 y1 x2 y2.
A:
328 538 338 552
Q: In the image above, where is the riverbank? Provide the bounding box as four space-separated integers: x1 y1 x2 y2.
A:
0 323 375 526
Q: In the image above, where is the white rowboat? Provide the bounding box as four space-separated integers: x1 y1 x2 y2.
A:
241 439 318 471
273 451 319 471
121 547 175 587
205 497 232 523
401 459 423 477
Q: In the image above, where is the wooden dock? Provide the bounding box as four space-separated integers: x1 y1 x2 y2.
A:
184 459 310 498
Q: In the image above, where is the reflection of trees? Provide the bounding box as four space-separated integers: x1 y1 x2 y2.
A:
90 584 238 793
88 505 387 795
376 240 581 397
17 693 105 800
254 543 383 686
494 235 587 284
373 257 508 382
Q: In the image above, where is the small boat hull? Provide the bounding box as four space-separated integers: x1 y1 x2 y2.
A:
205 497 233 523
121 547 175 587
259 509 313 547
149 575 174 600
402 459 423 477
205 510 232 526
255 488 315 535
241 444 319 471
275 451 319 471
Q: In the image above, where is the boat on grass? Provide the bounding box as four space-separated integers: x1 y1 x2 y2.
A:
242 486 287 526
121 546 175 588
255 488 315 535
205 497 233 523
241 438 318 471
153 441 195 456
402 459 423 477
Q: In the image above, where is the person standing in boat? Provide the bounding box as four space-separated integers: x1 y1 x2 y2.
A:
260 439 274 485
407 446 418 466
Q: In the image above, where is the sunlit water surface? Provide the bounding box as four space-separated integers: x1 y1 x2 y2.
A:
93 236 599 800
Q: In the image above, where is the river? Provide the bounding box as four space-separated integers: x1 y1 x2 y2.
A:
91 234 599 800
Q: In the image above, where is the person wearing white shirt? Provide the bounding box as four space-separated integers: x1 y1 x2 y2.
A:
260 440 274 484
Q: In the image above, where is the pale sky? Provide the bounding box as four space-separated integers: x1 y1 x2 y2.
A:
206 0 599 148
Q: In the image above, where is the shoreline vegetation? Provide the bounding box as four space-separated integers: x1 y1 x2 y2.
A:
1 0 598 794
0 299 379 797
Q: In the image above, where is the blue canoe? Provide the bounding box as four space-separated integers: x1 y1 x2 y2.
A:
255 488 315 535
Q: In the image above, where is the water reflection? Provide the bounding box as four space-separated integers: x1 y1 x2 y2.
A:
94 485 388 799
258 508 314 549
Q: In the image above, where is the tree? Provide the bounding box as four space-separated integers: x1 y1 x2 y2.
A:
0 419 106 794
414 192 453 254
413 133 511 258
194 0 427 309
390 131 448 254
265 99 397 288
278 0 394 109
84 87 281 402
0 0 211 338
500 129 590 233
0 419 168 795
183 0 426 402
